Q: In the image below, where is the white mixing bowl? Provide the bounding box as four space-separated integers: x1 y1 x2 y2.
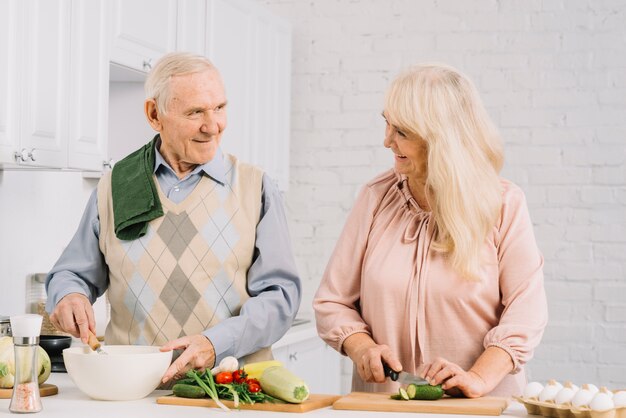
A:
63 345 172 401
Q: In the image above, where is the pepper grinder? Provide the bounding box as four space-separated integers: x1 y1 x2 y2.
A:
9 314 43 414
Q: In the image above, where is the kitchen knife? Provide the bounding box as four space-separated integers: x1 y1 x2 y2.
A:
383 362 429 385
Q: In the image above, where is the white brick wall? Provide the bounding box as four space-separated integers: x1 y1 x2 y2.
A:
259 0 626 391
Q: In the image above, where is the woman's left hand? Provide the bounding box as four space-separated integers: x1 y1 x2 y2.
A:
421 357 487 398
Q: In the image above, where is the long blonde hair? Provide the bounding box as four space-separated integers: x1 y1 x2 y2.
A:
385 63 504 280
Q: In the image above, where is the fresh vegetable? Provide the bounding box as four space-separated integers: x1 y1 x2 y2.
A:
247 383 261 393
177 370 285 407
243 360 283 380
188 370 230 411
399 387 410 400
210 356 239 376
232 369 247 383
259 366 310 404
411 384 444 400
173 383 206 398
391 384 444 401
215 372 234 384
0 336 51 388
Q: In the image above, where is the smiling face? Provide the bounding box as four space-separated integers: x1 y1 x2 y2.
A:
382 111 429 183
145 69 227 178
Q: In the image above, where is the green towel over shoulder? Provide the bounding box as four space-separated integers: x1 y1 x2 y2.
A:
111 135 164 241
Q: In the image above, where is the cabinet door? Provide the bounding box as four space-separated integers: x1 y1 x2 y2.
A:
206 0 253 164
0 0 20 164
19 0 70 168
67 0 110 171
250 12 291 191
273 337 342 395
206 0 291 190
177 0 206 55
110 0 177 72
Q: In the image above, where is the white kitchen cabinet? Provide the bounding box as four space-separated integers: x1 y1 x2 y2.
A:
0 0 72 168
177 0 207 55
0 0 19 164
110 0 177 73
67 0 110 171
272 325 342 395
206 0 291 190
0 0 109 170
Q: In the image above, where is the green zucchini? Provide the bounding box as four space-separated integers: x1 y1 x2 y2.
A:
259 366 310 403
173 383 206 399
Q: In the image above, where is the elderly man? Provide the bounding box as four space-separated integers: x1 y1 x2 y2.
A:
46 52 301 383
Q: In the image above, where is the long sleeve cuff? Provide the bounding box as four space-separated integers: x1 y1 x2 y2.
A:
45 273 93 313
203 323 236 366
485 341 521 374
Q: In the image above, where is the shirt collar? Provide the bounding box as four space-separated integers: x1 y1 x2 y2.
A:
153 138 227 185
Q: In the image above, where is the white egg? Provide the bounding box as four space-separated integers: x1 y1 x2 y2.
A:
572 389 595 407
555 387 578 405
539 381 564 402
524 381 545 399
590 392 615 411
613 391 626 408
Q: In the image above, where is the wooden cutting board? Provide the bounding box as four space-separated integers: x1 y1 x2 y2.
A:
0 384 58 399
157 393 340 413
333 392 509 415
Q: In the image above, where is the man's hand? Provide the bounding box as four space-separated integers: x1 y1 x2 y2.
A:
160 334 216 383
49 293 95 344
421 357 488 398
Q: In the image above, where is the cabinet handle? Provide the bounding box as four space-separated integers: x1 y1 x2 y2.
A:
143 59 152 71
289 352 298 361
27 148 36 162
103 159 113 170
13 148 28 163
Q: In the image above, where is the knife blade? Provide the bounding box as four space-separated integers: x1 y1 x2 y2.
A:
383 362 429 385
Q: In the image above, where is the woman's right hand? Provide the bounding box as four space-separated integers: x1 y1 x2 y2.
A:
343 333 403 383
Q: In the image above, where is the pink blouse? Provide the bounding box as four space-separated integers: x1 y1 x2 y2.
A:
313 170 548 396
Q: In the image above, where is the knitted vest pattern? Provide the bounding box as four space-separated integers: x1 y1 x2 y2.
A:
97 154 263 346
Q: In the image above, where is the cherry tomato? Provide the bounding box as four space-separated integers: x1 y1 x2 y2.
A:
232 369 247 383
215 372 234 384
247 383 261 393
246 378 260 386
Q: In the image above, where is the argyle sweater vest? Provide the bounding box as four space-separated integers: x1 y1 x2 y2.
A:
97 154 264 350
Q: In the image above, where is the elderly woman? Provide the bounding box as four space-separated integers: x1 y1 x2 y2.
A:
313 64 548 398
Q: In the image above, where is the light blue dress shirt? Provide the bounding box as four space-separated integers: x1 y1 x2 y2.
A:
46 145 301 365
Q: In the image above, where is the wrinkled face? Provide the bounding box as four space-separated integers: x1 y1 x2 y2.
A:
148 69 227 172
382 111 429 180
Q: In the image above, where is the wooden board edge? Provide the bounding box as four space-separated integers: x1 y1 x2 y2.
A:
0 383 58 399
332 394 510 416
156 394 341 413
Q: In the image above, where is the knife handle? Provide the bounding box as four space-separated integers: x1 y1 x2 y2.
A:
383 362 399 381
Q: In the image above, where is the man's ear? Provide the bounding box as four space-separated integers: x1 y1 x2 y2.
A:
145 99 162 131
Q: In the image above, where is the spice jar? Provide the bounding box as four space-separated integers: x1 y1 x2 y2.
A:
9 314 43 414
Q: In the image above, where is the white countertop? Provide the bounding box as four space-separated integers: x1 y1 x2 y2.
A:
0 373 530 418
